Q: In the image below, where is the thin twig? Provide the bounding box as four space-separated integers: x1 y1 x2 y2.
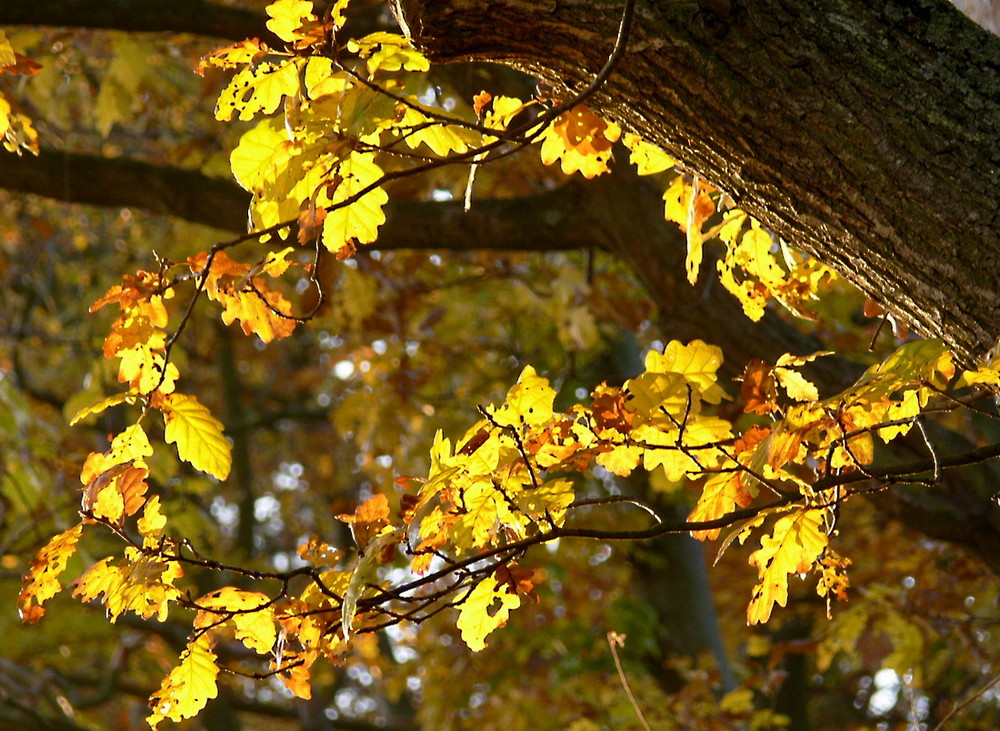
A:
607 632 653 731
932 672 1000 731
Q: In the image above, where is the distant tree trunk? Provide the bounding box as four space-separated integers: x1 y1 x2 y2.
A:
397 0 1000 368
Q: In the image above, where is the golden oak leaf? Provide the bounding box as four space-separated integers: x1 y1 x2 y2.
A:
457 575 521 652
91 270 166 312
596 442 642 476
194 587 277 654
265 0 317 43
82 463 149 524
622 133 675 175
0 31 16 68
346 32 431 75
229 116 289 192
747 510 828 624
116 343 179 395
538 104 621 179
196 39 265 74
73 548 182 622
218 282 297 342
490 365 556 429
458 483 507 546
147 635 220 729
815 549 851 618
395 106 475 156
319 151 389 252
878 389 921 442
650 339 727 404
161 393 232 480
514 479 574 528
773 366 819 403
137 495 167 540
215 58 302 122
687 472 753 541
277 649 318 699
17 523 84 623
297 535 343 566
70 392 134 426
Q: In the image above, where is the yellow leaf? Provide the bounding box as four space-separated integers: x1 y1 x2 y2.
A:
265 0 317 43
687 472 752 541
490 365 556 429
319 151 389 252
649 339 727 404
622 132 675 175
229 116 289 192
396 106 474 156
747 510 828 624
116 343 179 395
0 31 14 67
138 495 167 540
82 463 149 524
457 575 521 652
346 32 431 75
161 393 232 480
878 389 921 442
514 479 575 528
72 547 182 622
595 442 642 476
197 39 265 74
773 366 819 402
69 392 133 425
537 104 620 179
147 634 220 729
215 58 302 122
194 587 277 654
110 423 154 464
17 523 84 623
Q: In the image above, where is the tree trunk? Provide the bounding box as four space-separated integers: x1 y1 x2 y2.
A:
396 0 1000 368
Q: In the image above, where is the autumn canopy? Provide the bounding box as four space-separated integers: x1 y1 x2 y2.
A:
2 0 1000 729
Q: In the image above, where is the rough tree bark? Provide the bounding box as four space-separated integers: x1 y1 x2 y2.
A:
396 0 1000 369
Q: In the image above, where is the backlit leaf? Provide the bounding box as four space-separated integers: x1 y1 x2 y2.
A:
161 393 232 480
265 0 317 43
215 58 303 122
346 32 431 75
18 523 84 623
147 634 220 729
457 575 521 652
194 587 277 654
490 365 556 429
747 510 828 624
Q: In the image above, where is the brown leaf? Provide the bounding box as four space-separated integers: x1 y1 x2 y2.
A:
741 359 778 415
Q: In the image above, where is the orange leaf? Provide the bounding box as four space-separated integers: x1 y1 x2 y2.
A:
336 494 390 552
741 359 777 415
18 523 84 623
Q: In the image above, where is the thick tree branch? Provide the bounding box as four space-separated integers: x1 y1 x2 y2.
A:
0 0 277 44
398 0 1000 368
0 148 589 252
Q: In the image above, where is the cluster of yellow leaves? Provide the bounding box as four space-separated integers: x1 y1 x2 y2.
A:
688 339 957 624
199 0 459 258
532 101 835 325
344 341 737 650
0 30 41 154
